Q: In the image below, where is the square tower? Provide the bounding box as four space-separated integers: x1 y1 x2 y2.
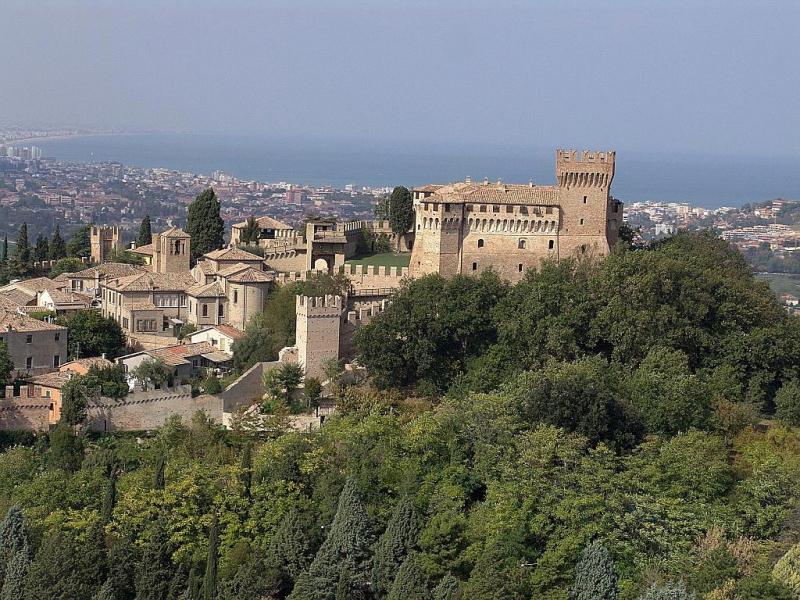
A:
90 225 123 264
295 295 342 380
152 227 191 273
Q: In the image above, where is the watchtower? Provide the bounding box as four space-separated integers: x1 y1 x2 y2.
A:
90 225 122 264
555 150 621 256
152 227 191 274
295 295 342 380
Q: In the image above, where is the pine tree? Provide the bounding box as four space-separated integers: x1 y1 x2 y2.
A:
23 527 106 600
266 510 312 584
218 556 283 600
432 573 460 600
138 215 153 248
459 542 519 600
11 222 31 276
102 469 118 524
570 541 618 600
67 224 92 259
186 188 225 259
372 496 421 596
33 233 49 263
240 217 260 245
638 582 696 600
1 549 31 600
288 479 374 600
135 521 173 600
203 517 219 600
50 225 66 260
388 554 430 600
108 537 137 600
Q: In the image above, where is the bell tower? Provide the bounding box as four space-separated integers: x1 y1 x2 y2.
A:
152 227 191 273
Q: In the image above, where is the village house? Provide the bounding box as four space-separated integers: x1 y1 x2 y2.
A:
0 309 68 376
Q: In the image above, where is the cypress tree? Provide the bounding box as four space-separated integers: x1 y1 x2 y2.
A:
135 521 173 600
459 542 519 600
239 443 252 502
95 579 116 600
50 225 66 260
186 188 225 259
638 582 696 600
432 573 460 600
203 517 219 600
335 566 352 600
11 222 31 276
218 555 283 600
48 422 84 472
570 541 618 600
0 237 7 263
372 496 421 596
154 454 166 490
166 562 189 600
288 479 374 600
66 224 92 258
0 237 7 285
387 554 430 600
0 506 30 595
102 469 118 524
33 234 49 263
138 215 153 248
388 186 413 250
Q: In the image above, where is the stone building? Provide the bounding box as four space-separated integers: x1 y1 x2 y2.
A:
130 226 191 274
295 295 341 380
0 309 68 376
90 225 123 264
409 149 623 282
230 216 297 247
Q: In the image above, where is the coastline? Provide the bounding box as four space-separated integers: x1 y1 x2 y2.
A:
0 131 140 145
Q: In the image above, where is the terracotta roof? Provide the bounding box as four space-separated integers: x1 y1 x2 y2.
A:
423 181 560 205
105 272 195 293
130 243 154 256
203 247 264 262
233 215 293 230
215 262 252 278
186 281 226 298
29 371 73 389
42 289 92 307
192 323 244 340
59 357 113 373
0 309 66 332
145 341 217 366
413 184 446 193
0 289 35 306
161 226 189 238
70 263 146 279
194 260 217 275
226 268 272 284
14 277 67 294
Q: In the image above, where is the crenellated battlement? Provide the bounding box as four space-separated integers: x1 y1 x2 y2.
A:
296 294 343 315
556 149 615 189
556 149 616 164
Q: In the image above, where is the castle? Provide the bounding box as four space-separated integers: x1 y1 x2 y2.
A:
409 150 622 281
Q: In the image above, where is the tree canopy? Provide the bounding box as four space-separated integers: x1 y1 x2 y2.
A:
186 188 225 260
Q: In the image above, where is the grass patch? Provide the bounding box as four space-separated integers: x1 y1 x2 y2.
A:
345 252 411 268
757 273 800 297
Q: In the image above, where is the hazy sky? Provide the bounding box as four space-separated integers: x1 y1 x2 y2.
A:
2 0 799 157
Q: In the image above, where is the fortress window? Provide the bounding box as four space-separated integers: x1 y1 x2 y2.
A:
580 218 585 225
472 262 477 271
506 205 513 213
479 205 487 212
583 196 587 204
433 203 439 211
546 206 553 214
466 204 473 212
518 239 526 249
233 290 238 303
424 203 428 210
444 204 450 212
477 239 484 248
581 245 587 253
613 203 619 212
492 205 500 213
520 207 528 215
218 304 224 317
202 304 208 317
518 264 523 272
548 240 554 250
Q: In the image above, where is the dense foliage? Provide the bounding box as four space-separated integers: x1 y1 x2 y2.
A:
58 309 127 359
186 188 225 260
0 232 798 599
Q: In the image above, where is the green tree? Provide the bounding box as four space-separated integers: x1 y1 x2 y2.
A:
23 527 106 600
239 443 252 502
303 377 322 410
133 357 172 391
775 379 800 425
2 549 31 600
431 574 460 600
59 310 126 359
60 377 89 426
67 224 92 259
387 554 430 600
135 521 173 600
0 506 30 590
262 363 303 408
637 582 695 600
266 510 312 585
50 257 85 277
203 517 219 600
33 234 49 263
106 537 136 600
102 469 118 524
47 423 84 472
82 364 129 400
153 454 166 490
49 225 67 260
569 541 618 600
186 188 225 260
388 186 413 250
239 217 260 245
11 222 31 276
0 342 13 387
289 479 374 600
372 497 421 597
0 237 7 285
138 215 153 248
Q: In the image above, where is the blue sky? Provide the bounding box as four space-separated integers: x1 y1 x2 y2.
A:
2 0 798 157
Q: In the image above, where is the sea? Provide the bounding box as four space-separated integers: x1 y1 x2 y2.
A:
31 133 800 209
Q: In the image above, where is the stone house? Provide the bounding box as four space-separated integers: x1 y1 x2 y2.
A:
0 309 68 376
187 324 244 355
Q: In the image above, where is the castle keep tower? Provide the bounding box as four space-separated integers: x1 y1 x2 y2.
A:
555 150 621 256
296 295 341 380
409 149 623 282
90 225 122 263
